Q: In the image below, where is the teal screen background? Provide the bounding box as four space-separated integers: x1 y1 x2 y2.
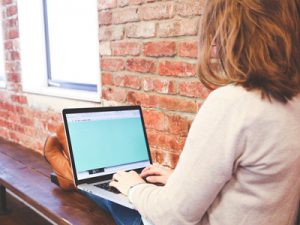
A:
68 118 149 173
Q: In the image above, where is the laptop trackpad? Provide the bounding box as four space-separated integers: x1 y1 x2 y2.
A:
78 184 134 209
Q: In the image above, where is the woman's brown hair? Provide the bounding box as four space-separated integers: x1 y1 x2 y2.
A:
198 0 300 103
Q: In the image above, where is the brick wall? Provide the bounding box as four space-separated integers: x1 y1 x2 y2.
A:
0 0 210 168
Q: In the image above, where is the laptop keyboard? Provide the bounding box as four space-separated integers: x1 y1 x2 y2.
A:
95 182 120 194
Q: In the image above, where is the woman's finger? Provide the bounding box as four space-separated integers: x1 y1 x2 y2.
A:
140 166 162 178
145 175 166 184
109 180 118 188
112 173 120 181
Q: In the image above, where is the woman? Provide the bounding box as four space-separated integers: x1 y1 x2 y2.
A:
85 0 300 224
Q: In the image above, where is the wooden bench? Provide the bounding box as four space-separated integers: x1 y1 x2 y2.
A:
0 137 115 225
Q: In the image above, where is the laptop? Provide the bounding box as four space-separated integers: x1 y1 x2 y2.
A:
62 105 152 208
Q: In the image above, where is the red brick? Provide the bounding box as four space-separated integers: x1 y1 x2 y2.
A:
99 42 111 56
98 0 117 10
102 87 127 102
11 51 20 60
159 134 186 152
147 129 185 153
0 118 9 128
159 61 196 77
127 91 158 108
6 18 18 27
0 110 9 118
111 42 140 56
102 72 113 85
149 148 179 168
118 0 130 7
175 0 204 17
8 29 19 39
0 129 9 139
7 73 20 83
157 95 198 113
123 75 141 90
166 114 191 136
126 22 156 38
114 74 141 89
0 94 6 103
139 2 175 20
10 94 27 104
118 0 143 7
158 18 199 37
179 80 211 99
2 0 13 5
98 11 112 25
20 116 34 127
112 8 139 24
2 102 14 111
9 131 20 142
22 108 34 119
13 105 24 114
101 58 124 72
126 58 156 73
14 124 25 133
178 41 198 58
23 127 37 137
5 63 13 73
6 5 17 17
144 41 176 57
149 148 157 163
4 41 13 50
6 82 22 92
143 77 176 94
143 110 166 131
25 140 44 154
146 129 160 148
8 111 20 123
99 26 124 41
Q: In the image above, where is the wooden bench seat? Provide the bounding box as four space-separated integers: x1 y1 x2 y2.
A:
0 137 115 225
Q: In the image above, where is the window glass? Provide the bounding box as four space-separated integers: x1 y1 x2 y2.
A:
43 0 99 91
18 0 100 101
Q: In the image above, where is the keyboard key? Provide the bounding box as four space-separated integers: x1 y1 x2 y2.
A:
95 182 120 194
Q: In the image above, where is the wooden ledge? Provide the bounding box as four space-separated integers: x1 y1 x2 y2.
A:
0 137 115 225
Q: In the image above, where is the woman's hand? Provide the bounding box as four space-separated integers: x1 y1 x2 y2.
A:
109 170 145 196
140 164 174 185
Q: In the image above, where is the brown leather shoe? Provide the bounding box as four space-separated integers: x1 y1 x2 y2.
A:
43 123 76 190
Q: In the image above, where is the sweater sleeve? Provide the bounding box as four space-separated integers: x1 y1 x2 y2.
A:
130 89 246 225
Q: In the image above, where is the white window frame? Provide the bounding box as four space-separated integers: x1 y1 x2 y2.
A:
18 0 101 102
0 4 6 88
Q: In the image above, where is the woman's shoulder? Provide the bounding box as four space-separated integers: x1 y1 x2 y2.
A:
206 84 300 127
210 84 300 106
206 84 257 108
209 85 252 100
205 84 300 123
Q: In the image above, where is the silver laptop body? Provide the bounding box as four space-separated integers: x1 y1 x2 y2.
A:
62 105 152 208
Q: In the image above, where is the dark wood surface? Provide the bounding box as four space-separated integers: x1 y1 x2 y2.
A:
1 191 53 225
0 137 115 225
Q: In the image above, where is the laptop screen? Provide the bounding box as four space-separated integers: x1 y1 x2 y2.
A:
64 107 151 182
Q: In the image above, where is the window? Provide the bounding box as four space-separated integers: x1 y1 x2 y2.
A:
18 0 100 101
0 6 6 88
